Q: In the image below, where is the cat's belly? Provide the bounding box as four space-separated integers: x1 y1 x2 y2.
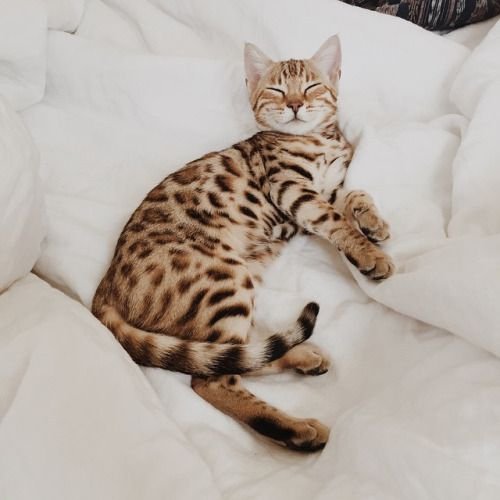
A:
244 236 288 284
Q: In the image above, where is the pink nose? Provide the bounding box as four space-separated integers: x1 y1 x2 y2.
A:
287 101 302 114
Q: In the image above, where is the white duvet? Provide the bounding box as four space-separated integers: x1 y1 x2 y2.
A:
2 1 500 499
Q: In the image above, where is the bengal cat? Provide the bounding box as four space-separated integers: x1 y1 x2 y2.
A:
92 35 394 452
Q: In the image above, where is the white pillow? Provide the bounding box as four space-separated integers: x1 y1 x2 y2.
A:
0 0 47 110
0 95 46 293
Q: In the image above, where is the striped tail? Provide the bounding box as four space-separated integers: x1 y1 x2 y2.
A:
96 302 319 376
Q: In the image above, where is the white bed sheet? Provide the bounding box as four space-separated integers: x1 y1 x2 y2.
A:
2 1 500 499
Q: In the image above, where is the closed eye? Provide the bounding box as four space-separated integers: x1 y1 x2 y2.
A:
304 82 322 94
266 87 285 96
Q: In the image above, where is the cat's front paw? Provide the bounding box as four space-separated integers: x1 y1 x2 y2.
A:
345 191 390 243
356 211 390 243
346 247 395 281
353 207 390 243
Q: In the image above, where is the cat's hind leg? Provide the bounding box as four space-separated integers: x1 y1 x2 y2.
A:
191 374 330 452
245 342 331 376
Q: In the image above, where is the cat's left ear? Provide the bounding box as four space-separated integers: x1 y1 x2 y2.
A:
244 42 273 94
311 34 342 83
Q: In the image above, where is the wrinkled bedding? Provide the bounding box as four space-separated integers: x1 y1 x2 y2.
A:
2 1 500 499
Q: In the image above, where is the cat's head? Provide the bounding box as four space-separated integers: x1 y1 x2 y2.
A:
244 35 341 135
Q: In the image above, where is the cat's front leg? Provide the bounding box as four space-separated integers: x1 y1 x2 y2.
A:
270 178 394 280
329 188 390 243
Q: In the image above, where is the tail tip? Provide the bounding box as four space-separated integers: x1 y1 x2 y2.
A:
299 302 320 339
305 301 320 317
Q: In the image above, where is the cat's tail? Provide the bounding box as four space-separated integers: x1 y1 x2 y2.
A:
95 302 319 377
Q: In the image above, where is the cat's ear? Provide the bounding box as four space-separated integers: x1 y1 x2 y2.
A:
244 42 273 93
311 35 342 83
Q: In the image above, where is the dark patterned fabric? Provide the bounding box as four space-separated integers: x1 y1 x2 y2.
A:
342 0 500 30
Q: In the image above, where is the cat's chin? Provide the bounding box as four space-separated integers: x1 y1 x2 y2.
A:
269 119 318 136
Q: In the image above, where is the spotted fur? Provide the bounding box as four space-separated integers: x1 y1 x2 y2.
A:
92 35 394 452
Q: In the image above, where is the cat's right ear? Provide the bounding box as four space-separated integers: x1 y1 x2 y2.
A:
244 42 273 94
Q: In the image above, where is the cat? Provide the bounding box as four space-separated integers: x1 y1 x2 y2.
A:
92 34 394 452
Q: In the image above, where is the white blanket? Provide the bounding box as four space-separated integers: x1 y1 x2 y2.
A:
357 19 500 357
0 95 45 293
2 1 500 499
0 274 220 500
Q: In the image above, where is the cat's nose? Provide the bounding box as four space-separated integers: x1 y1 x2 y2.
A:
287 101 303 114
